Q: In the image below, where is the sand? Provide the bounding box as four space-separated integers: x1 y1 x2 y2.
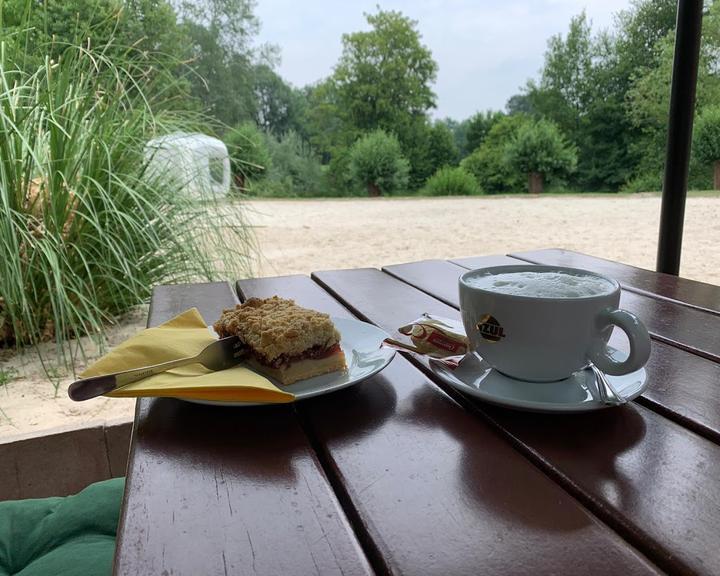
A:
2 193 719 438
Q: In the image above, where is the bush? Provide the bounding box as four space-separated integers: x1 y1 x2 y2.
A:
461 115 528 193
694 107 720 164
225 123 271 191
421 167 481 196
505 118 577 193
253 131 325 197
349 130 410 196
325 147 359 196
693 106 720 189
0 41 255 364
465 110 504 154
621 172 662 193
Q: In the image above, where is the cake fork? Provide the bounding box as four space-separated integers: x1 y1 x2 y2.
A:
68 336 246 401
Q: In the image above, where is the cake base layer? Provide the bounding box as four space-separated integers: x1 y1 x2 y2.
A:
247 351 347 386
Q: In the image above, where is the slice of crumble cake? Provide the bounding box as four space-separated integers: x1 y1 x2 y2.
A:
214 296 346 385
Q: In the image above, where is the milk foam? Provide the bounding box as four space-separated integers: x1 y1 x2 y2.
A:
465 270 614 298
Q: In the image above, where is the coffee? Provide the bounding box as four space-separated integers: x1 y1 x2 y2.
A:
459 264 651 381
465 270 614 299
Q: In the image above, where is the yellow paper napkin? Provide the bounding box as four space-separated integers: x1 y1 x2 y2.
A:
80 308 294 403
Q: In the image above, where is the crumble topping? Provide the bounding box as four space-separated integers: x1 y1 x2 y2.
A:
214 296 341 362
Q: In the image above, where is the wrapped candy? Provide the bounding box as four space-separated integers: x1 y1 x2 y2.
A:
393 313 468 358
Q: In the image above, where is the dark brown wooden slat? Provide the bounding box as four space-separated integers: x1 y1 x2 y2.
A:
313 267 720 576
507 248 720 314
114 281 372 576
383 259 480 307
449 254 522 269
384 258 720 443
451 255 720 363
237 274 660 576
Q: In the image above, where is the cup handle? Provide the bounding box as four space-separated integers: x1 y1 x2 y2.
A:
588 309 651 376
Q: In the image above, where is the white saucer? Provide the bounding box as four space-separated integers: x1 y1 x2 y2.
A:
428 347 648 413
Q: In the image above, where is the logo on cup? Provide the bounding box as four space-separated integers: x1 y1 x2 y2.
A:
477 314 505 342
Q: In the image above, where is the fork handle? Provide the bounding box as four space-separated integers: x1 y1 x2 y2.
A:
68 355 196 401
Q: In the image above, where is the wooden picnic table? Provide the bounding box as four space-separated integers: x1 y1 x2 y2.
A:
113 249 720 576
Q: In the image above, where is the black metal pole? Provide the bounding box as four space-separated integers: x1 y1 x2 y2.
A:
656 0 703 275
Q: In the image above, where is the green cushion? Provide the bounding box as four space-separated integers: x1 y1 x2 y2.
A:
0 477 124 576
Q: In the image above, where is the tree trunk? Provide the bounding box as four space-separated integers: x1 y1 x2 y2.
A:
367 182 381 197
528 172 543 194
714 160 720 191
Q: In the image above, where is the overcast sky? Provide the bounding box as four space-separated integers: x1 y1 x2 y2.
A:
254 0 631 120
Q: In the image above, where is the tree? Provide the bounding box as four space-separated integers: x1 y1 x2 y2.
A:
180 21 257 126
506 119 577 193
225 122 271 190
253 64 307 137
465 110 504 154
174 0 266 126
627 1 720 189
614 0 678 78
693 107 720 190
513 2 679 191
505 94 533 115
461 114 529 194
1 0 186 70
535 12 593 139
426 122 459 171
332 9 437 143
262 131 325 196
403 121 459 189
301 79 356 163
348 130 410 196
438 117 471 158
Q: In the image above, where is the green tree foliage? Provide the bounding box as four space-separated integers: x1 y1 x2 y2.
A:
426 122 459 169
403 121 459 189
333 9 437 135
8 0 713 200
349 130 410 196
177 14 258 126
505 94 533 115
693 106 720 189
1 0 186 72
465 110 504 154
615 0 678 76
259 131 325 197
511 1 682 192
421 167 480 196
601 0 676 191
254 64 307 137
524 11 615 189
506 119 577 193
438 117 470 158
331 8 438 188
627 2 720 190
301 79 356 164
225 122 271 190
460 114 528 194
536 12 592 134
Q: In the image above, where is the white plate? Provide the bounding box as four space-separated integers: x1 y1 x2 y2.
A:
428 347 648 413
187 317 395 406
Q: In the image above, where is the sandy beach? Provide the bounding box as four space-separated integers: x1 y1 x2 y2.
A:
2 193 719 437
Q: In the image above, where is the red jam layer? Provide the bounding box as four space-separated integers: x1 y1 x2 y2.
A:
256 343 342 369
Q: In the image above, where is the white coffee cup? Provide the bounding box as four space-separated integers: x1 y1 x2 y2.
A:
458 265 651 382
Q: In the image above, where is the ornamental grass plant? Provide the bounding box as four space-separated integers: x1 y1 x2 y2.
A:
0 39 256 373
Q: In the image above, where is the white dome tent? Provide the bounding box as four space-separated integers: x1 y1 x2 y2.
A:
144 132 231 199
